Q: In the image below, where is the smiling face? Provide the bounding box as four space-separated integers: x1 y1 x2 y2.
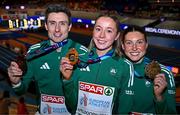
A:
122 31 148 63
92 16 120 56
45 12 72 43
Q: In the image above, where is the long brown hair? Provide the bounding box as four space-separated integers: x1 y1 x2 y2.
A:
88 14 122 57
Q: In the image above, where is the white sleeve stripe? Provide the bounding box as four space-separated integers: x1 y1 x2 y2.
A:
131 65 134 86
169 78 173 87
161 67 175 87
27 44 41 53
124 60 131 87
128 65 132 87
30 43 41 48
30 45 41 50
80 46 88 52
160 64 166 69
124 59 134 87
161 68 171 77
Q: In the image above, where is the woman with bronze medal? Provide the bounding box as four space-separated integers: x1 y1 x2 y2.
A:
119 25 177 114
60 15 132 114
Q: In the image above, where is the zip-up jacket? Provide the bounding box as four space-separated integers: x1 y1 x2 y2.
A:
13 39 88 105
63 48 132 114
118 57 177 114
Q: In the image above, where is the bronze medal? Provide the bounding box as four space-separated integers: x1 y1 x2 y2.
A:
15 55 27 76
145 60 161 80
66 48 79 65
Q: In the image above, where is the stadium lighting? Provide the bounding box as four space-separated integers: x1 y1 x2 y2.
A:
39 16 45 20
91 20 95 24
20 5 25 10
77 19 82 23
123 25 128 30
5 6 10 10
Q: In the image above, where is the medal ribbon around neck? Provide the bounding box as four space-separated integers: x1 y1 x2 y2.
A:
134 57 151 78
26 39 68 60
77 49 114 68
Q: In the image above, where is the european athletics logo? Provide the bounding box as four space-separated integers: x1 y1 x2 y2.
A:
80 94 88 106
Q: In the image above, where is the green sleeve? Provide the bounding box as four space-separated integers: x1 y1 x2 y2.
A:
115 60 133 114
154 68 177 114
155 94 177 114
154 89 177 114
62 41 88 113
63 69 79 114
115 85 133 114
13 60 34 95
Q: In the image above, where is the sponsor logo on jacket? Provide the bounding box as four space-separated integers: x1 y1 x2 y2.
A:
125 90 134 95
42 95 64 104
79 82 104 95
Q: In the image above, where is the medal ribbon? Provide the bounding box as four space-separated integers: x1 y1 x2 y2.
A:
26 39 68 60
87 50 114 64
134 57 151 77
77 50 114 68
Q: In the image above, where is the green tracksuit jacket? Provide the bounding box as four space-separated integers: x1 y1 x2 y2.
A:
118 57 177 114
63 48 132 114
13 39 88 105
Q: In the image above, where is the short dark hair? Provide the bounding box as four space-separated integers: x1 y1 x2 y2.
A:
121 25 147 43
45 4 71 25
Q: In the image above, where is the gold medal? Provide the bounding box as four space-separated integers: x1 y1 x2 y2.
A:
66 48 79 65
145 60 161 80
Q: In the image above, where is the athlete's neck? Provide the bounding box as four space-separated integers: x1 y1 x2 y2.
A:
96 50 108 57
96 48 112 57
133 57 144 64
50 40 62 52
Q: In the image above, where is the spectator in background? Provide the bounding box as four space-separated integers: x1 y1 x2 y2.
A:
7 3 87 114
119 25 177 114
17 97 28 114
0 90 10 114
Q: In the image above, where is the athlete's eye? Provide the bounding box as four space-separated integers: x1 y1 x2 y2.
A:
95 27 101 32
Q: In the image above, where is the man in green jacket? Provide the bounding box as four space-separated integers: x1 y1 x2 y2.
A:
120 25 177 114
7 4 88 114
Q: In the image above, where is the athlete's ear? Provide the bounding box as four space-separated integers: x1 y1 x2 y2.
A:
68 24 72 32
45 23 48 31
115 32 120 41
145 42 148 50
121 42 125 50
